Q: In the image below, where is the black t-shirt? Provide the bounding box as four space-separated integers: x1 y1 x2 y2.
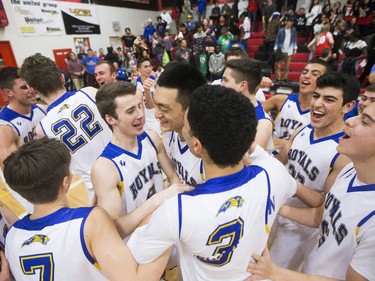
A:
121 35 136 48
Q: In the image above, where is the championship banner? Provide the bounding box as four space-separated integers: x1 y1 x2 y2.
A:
9 0 65 36
59 2 100 34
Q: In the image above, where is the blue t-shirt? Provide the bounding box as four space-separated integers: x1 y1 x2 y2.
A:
82 56 100 74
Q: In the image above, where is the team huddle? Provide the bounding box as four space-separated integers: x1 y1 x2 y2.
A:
0 51 374 281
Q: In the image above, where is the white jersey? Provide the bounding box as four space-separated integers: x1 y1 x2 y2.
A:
0 207 10 250
0 104 46 213
40 90 111 190
286 125 343 208
0 104 46 146
270 125 344 270
128 165 296 281
304 164 375 280
5 207 108 281
273 94 310 139
136 76 161 136
163 131 204 186
99 132 164 215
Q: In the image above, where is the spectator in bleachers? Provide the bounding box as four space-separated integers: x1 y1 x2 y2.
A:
163 30 174 60
308 24 334 60
202 18 215 37
151 33 164 64
341 30 367 75
238 0 249 19
104 47 120 65
274 16 298 84
204 35 217 55
218 27 234 53
330 1 342 26
82 48 100 88
230 35 246 50
357 0 373 37
215 15 228 38
176 39 193 64
121 27 136 53
323 3 332 19
239 11 251 52
248 0 258 32
197 0 207 22
194 24 207 52
143 18 155 47
180 5 191 25
305 0 322 42
66 52 85 90
160 10 172 31
113 62 127 81
178 23 194 49
210 1 221 21
156 16 167 37
221 0 232 16
98 47 105 60
262 0 276 32
295 7 306 32
346 16 360 34
369 63 375 84
186 14 196 32
343 0 358 23
193 44 209 79
209 45 225 81
263 12 280 65
124 52 137 78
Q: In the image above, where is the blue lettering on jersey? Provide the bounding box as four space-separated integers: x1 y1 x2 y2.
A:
23 127 36 143
280 118 303 131
171 157 197 186
288 149 320 182
318 192 348 247
129 162 162 200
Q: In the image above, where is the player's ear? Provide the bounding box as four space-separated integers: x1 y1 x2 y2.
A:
1 88 13 98
105 114 116 126
62 174 71 193
192 137 203 155
342 100 356 114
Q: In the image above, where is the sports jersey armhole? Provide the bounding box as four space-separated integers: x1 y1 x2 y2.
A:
79 89 96 104
329 153 340 169
178 194 182 239
0 121 20 136
80 208 96 265
39 122 47 137
263 169 272 234
110 158 124 182
144 131 158 153
278 95 290 112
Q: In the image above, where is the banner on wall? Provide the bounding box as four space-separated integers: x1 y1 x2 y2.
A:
60 2 100 34
9 0 65 36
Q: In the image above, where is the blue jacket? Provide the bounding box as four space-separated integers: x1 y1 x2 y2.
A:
143 25 155 43
197 0 207 13
274 26 297 53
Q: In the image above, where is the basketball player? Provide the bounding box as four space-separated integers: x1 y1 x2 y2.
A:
135 58 161 135
221 58 273 149
127 85 296 280
154 63 207 186
345 83 375 119
94 60 117 86
4 138 170 281
269 73 359 271
92 81 181 238
19 54 112 204
248 103 375 281
0 67 46 213
261 59 331 142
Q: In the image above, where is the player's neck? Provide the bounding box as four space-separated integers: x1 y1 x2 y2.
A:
8 101 32 115
30 198 68 220
140 74 149 81
243 91 257 107
112 132 138 152
298 92 312 110
203 159 244 181
40 88 66 106
313 120 344 139
353 161 375 185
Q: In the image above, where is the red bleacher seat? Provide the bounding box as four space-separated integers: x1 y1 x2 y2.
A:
249 38 264 46
251 32 265 38
291 53 309 61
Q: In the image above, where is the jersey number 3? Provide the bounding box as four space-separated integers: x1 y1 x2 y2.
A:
196 217 244 267
52 105 103 153
20 253 54 281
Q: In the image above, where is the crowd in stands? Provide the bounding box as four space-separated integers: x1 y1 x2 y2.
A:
62 0 375 90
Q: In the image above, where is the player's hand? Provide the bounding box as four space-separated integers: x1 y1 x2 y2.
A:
168 183 194 195
247 246 277 280
260 77 274 88
143 77 156 92
273 138 287 151
0 251 11 281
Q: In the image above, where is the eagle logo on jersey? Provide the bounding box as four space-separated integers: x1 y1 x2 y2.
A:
22 234 50 247
216 196 244 216
58 104 70 114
